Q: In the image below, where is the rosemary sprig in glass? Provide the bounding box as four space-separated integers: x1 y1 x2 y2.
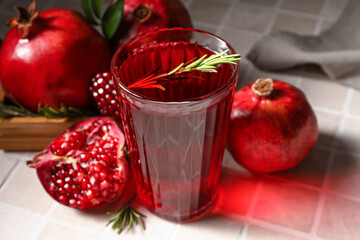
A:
127 49 241 91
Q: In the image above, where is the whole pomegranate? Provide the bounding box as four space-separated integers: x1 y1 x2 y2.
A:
110 0 193 50
228 78 318 173
0 0 111 112
27 117 133 210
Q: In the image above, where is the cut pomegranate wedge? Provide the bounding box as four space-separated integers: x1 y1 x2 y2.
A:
28 117 133 210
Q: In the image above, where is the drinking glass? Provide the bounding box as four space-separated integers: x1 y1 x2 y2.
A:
111 28 239 222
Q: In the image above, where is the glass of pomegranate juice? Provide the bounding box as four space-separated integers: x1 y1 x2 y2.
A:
111 28 240 222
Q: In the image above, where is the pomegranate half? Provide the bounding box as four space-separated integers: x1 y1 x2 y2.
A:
28 117 133 210
228 78 318 173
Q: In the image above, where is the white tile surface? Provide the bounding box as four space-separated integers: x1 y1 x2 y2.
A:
1 0 358 239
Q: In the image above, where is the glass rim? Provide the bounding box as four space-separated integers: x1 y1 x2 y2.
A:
111 27 240 105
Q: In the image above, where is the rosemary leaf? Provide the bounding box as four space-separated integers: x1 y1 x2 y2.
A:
127 49 241 91
106 205 146 235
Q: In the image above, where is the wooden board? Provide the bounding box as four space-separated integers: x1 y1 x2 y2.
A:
0 117 89 151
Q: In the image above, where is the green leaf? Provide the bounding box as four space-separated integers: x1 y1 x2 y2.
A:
81 0 99 25
91 0 102 18
101 0 124 40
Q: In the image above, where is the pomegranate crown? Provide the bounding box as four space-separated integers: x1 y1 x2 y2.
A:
6 0 39 38
252 78 274 97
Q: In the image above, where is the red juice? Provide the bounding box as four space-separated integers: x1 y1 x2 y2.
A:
113 33 238 222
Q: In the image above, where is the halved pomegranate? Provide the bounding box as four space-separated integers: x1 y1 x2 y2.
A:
28 117 133 210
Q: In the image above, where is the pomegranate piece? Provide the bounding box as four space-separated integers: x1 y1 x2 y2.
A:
0 0 111 112
28 117 133 210
110 0 193 50
228 78 319 173
90 72 121 118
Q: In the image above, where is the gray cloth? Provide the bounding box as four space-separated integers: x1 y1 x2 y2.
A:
247 0 360 90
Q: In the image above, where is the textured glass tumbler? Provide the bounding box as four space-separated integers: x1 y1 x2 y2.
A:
111 28 239 222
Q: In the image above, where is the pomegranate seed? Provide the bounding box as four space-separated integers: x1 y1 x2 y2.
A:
100 179 111 190
102 190 109 198
58 195 67 202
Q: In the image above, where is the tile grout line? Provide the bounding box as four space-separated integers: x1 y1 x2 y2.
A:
263 174 323 192
0 158 20 190
228 204 312 239
331 87 354 149
308 149 335 239
249 218 311 239
279 8 332 21
237 178 264 240
215 0 237 36
0 202 47 240
262 164 360 204
0 158 21 194
231 1 337 21
29 218 49 240
263 0 284 35
46 217 108 238
240 0 284 87
313 0 330 35
0 200 50 218
341 87 354 113
194 20 263 37
0 201 107 239
28 202 59 240
222 25 263 37
192 20 219 31
314 105 360 119
313 105 342 116
44 201 59 217
315 144 360 159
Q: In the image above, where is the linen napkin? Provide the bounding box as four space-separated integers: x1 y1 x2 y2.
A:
247 0 360 90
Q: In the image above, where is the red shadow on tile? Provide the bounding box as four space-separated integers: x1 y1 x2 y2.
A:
214 167 259 217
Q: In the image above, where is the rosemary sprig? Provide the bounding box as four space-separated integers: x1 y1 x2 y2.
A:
106 204 146 234
127 49 241 90
0 101 39 117
38 103 99 118
0 94 99 118
0 94 40 117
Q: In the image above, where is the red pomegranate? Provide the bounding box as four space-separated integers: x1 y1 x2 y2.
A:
27 117 133 210
0 0 111 112
110 0 193 50
227 78 318 173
